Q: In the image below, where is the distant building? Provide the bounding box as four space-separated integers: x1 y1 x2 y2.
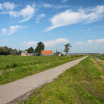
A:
41 50 53 56
55 51 62 56
21 51 28 56
27 53 34 56
21 51 33 56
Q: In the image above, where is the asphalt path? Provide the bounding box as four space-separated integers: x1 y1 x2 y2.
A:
0 56 87 104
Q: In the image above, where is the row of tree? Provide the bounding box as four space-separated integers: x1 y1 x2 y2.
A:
0 46 21 55
26 42 71 55
0 42 45 55
0 42 71 55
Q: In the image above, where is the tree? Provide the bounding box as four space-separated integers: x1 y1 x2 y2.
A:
8 48 13 55
13 49 18 55
3 46 9 55
27 47 34 53
0 47 3 55
35 42 45 55
0 46 21 55
56 51 61 56
64 43 72 55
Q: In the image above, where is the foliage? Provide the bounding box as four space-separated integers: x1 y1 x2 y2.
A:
35 42 45 55
64 43 72 55
0 46 21 55
26 47 34 53
96 54 104 60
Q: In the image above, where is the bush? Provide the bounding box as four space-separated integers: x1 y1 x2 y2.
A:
11 63 18 67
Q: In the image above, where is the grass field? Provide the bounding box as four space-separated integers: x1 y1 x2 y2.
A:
96 54 104 60
0 55 83 85
20 56 104 104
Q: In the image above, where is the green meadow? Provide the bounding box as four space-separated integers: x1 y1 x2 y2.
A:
0 55 83 85
20 56 104 104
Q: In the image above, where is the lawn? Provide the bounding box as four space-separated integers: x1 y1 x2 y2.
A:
0 55 83 85
20 56 104 104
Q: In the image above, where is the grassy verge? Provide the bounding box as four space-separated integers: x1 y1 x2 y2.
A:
0 55 83 85
20 56 104 104
96 54 104 60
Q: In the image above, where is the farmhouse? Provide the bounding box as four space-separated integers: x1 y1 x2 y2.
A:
21 51 28 56
41 50 53 56
21 51 33 56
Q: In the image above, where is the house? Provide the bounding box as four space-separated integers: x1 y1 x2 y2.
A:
41 50 53 56
21 51 28 56
55 51 62 56
21 51 33 56
27 53 34 56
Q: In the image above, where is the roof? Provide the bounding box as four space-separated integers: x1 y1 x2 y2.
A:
41 50 53 54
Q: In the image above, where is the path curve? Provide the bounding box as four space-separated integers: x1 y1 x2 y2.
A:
0 56 87 104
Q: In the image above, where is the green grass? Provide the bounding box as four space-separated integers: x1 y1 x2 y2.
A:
20 56 104 104
96 54 104 60
0 55 83 85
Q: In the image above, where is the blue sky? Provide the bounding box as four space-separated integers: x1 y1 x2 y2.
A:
0 0 104 53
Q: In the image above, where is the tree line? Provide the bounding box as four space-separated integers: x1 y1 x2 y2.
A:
26 42 72 55
0 42 71 55
0 46 21 55
26 42 45 55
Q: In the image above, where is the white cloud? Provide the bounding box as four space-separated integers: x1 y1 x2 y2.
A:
96 39 104 44
24 38 69 48
76 38 104 45
0 2 16 10
1 28 7 35
38 3 69 9
75 41 85 45
36 13 46 23
40 3 53 8
55 5 69 9
0 3 2 9
25 41 37 47
43 38 69 48
62 0 68 3
88 40 94 44
0 3 35 22
9 5 35 22
19 5 35 22
3 2 15 10
9 11 18 17
9 25 23 35
0 25 24 36
46 5 104 31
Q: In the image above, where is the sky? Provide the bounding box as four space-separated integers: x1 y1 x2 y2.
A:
0 0 104 53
